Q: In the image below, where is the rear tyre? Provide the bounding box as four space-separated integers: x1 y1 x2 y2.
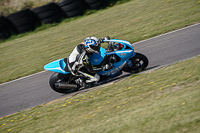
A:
123 53 148 73
49 72 79 93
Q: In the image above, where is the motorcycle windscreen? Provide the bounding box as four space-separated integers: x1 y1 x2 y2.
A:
89 47 106 65
44 59 70 74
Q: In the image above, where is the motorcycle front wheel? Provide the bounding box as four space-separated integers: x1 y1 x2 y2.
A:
123 52 149 73
49 72 79 93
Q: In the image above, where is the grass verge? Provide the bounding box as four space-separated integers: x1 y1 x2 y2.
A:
0 55 200 133
0 0 200 84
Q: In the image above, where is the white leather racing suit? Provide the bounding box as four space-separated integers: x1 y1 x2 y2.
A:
67 44 103 83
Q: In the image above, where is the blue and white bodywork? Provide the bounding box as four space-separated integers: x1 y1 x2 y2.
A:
44 59 70 74
44 39 135 77
89 39 135 76
44 38 149 93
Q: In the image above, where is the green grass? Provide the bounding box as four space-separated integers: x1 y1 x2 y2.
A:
0 0 200 84
0 55 200 133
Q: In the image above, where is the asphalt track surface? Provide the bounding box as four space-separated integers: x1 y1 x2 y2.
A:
0 23 200 118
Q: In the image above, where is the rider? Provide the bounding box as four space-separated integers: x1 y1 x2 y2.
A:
66 36 112 87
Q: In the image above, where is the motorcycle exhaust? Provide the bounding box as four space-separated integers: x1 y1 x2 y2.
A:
55 82 77 89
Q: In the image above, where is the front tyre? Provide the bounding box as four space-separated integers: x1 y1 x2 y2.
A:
49 72 79 93
123 52 149 73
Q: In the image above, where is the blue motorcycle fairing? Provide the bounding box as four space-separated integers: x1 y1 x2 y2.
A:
44 39 136 76
97 61 127 77
105 49 135 61
89 39 136 77
127 59 133 67
97 50 135 77
44 58 70 74
89 47 106 65
104 39 134 50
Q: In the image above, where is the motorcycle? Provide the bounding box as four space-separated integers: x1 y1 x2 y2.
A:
44 38 148 93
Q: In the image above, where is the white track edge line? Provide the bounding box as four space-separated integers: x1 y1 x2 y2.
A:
133 23 200 45
0 71 47 86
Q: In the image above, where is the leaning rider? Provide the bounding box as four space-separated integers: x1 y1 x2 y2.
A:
66 37 112 87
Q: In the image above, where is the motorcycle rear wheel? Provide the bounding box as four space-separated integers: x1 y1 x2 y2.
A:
123 52 148 73
49 72 79 93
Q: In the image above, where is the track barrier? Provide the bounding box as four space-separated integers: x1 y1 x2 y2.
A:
0 0 114 40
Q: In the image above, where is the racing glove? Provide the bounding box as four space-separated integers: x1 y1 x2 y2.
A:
99 38 105 43
99 36 111 43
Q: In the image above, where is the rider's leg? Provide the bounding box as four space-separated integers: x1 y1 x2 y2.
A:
77 71 100 83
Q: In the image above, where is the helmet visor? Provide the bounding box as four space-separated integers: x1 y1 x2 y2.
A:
90 45 100 53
